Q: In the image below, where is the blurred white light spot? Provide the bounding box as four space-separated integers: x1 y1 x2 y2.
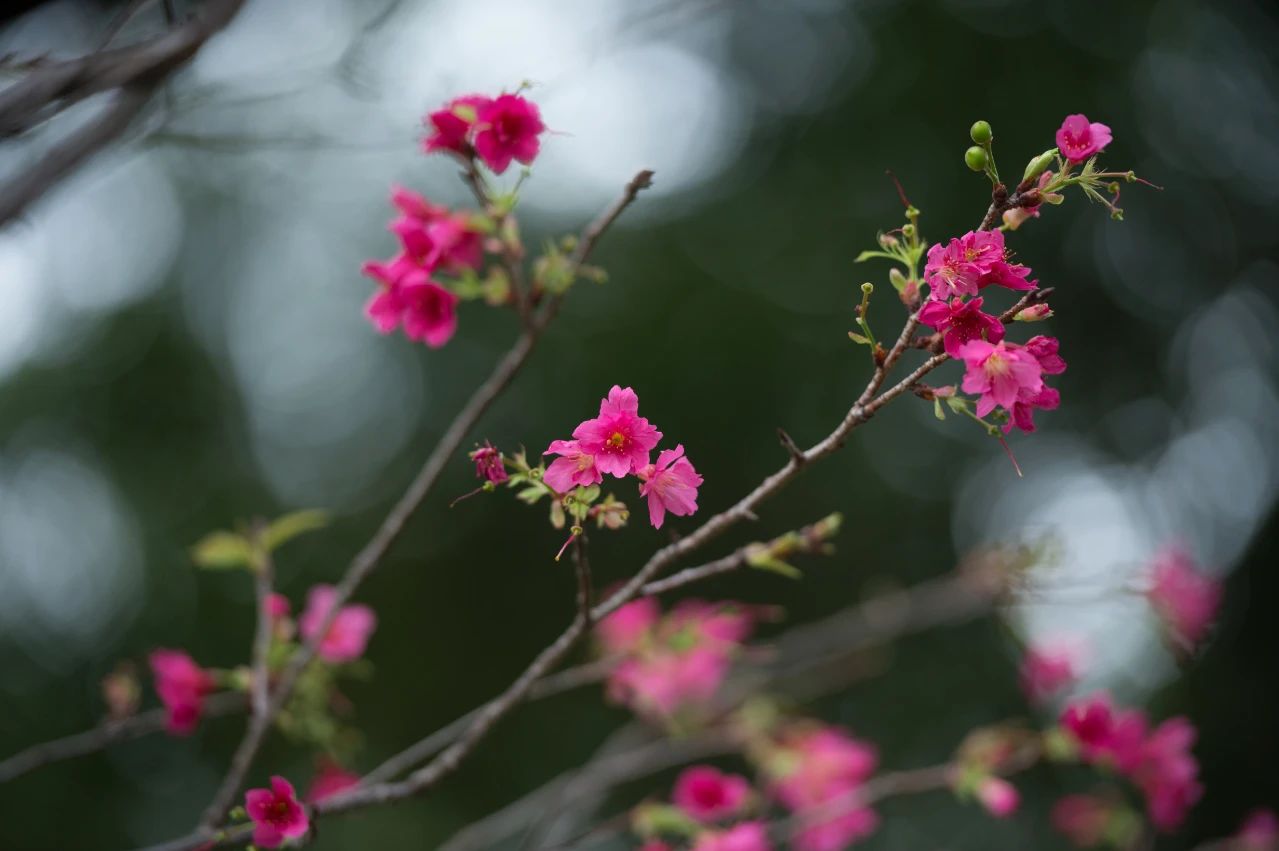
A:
0 232 50 379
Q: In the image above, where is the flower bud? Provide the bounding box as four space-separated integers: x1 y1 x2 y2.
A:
965 146 988 172
977 777 1020 818
969 120 993 145
1023 148 1057 183
1014 303 1053 322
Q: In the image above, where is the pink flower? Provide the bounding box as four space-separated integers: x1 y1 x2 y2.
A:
423 95 491 157
1020 639 1085 704
976 776 1020 818
266 593 291 620
543 439 603 494
918 296 1005 358
923 230 1034 300
470 441 508 484
794 808 878 851
473 94 546 174
1056 114 1113 164
1059 693 1147 772
958 339 1044 419
1146 546 1222 651
673 765 752 823
608 645 729 719
245 775 308 848
305 759 360 803
1132 717 1201 832
1005 335 1066 433
1051 794 1111 848
299 585 377 664
148 649 216 736
361 262 459 347
596 597 659 654
572 386 663 478
692 822 772 851
771 724 879 849
638 444 703 529
1235 809 1279 850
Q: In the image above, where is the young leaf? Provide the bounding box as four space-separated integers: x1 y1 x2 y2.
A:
191 531 254 570
263 509 329 552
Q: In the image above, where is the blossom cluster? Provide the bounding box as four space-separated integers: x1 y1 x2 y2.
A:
766 724 880 851
597 597 753 723
1058 693 1202 832
361 91 547 347
545 386 703 529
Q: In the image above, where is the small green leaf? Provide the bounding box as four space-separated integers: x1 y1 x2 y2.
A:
549 498 566 530
934 398 946 420
854 249 896 263
848 331 871 345
263 509 328 552
191 531 254 570
516 486 545 505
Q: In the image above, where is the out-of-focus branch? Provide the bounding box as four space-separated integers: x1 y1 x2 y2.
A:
0 0 246 227
0 691 244 784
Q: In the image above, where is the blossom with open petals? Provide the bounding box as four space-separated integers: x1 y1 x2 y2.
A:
638 444 703 529
1056 114 1112 164
299 585 377 664
245 776 308 848
572 386 663 477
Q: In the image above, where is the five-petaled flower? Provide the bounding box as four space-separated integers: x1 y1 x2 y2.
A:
245 775 309 848
299 585 378 664
638 444 703 529
919 296 1005 358
572 386 663 478
543 438 603 494
149 649 217 736
473 94 547 174
1056 114 1112 164
673 765 752 823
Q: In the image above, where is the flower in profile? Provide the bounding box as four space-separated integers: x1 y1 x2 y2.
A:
149 649 216 736
1020 638 1085 704
1056 114 1113 164
305 759 360 804
473 93 547 174
572 386 663 477
543 438 603 494
976 776 1020 818
1145 546 1222 651
1051 794 1111 848
470 441 508 484
769 724 880 851
918 296 1005 358
1004 335 1066 433
958 339 1044 419
673 765 752 823
691 821 772 851
1132 717 1202 832
299 585 377 664
638 444 703 529
423 94 491 156
245 776 308 848
1234 809 1279 850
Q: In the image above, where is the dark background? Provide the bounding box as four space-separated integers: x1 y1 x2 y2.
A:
0 0 1276 848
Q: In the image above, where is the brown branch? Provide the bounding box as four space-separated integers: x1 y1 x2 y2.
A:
0 0 246 227
573 533 594 627
0 691 245 785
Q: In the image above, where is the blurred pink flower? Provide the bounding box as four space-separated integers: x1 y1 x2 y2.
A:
771 725 879 851
1146 546 1222 651
245 775 308 848
673 765 752 823
266 593 291 620
423 94 491 156
638 444 703 529
473 94 546 174
305 760 360 804
149 649 216 736
691 821 772 851
1133 717 1202 832
1020 638 1085 703
977 776 1020 818
1056 114 1112 163
596 598 660 655
1051 794 1111 848
1234 808 1279 850
299 585 377 664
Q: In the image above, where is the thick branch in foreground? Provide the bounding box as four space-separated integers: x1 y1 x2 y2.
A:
0 0 246 227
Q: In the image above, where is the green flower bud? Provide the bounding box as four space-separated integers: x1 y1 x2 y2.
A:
1023 148 1057 183
965 146 989 172
969 120 993 145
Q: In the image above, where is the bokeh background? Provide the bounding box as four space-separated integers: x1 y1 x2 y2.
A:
1 0 1277 848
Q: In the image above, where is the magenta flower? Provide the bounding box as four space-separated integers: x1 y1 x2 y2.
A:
918 296 1005 358
148 649 216 736
1133 717 1202 831
691 822 772 851
1004 335 1066 433
673 765 752 823
423 94 492 157
637 444 703 529
1056 114 1113 164
595 597 659 655
1019 639 1084 704
1059 693 1147 773
769 724 879 851
958 339 1044 419
608 644 729 719
924 230 1033 300
1235 809 1279 850
542 438 603 494
266 593 291 620
1051 794 1111 848
473 94 546 174
572 386 663 478
469 441 508 484
1146 546 1222 651
299 585 377 664
361 260 459 348
977 776 1020 819
245 775 309 848
305 759 360 804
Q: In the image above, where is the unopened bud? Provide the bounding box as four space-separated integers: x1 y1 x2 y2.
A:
1015 303 1053 322
888 268 907 292
1023 148 1057 183
901 223 916 238
878 232 898 248
969 120 993 145
965 146 989 172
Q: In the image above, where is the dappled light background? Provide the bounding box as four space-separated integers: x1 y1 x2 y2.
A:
0 0 1276 848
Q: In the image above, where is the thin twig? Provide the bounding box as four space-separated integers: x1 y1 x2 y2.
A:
573 533 594 627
